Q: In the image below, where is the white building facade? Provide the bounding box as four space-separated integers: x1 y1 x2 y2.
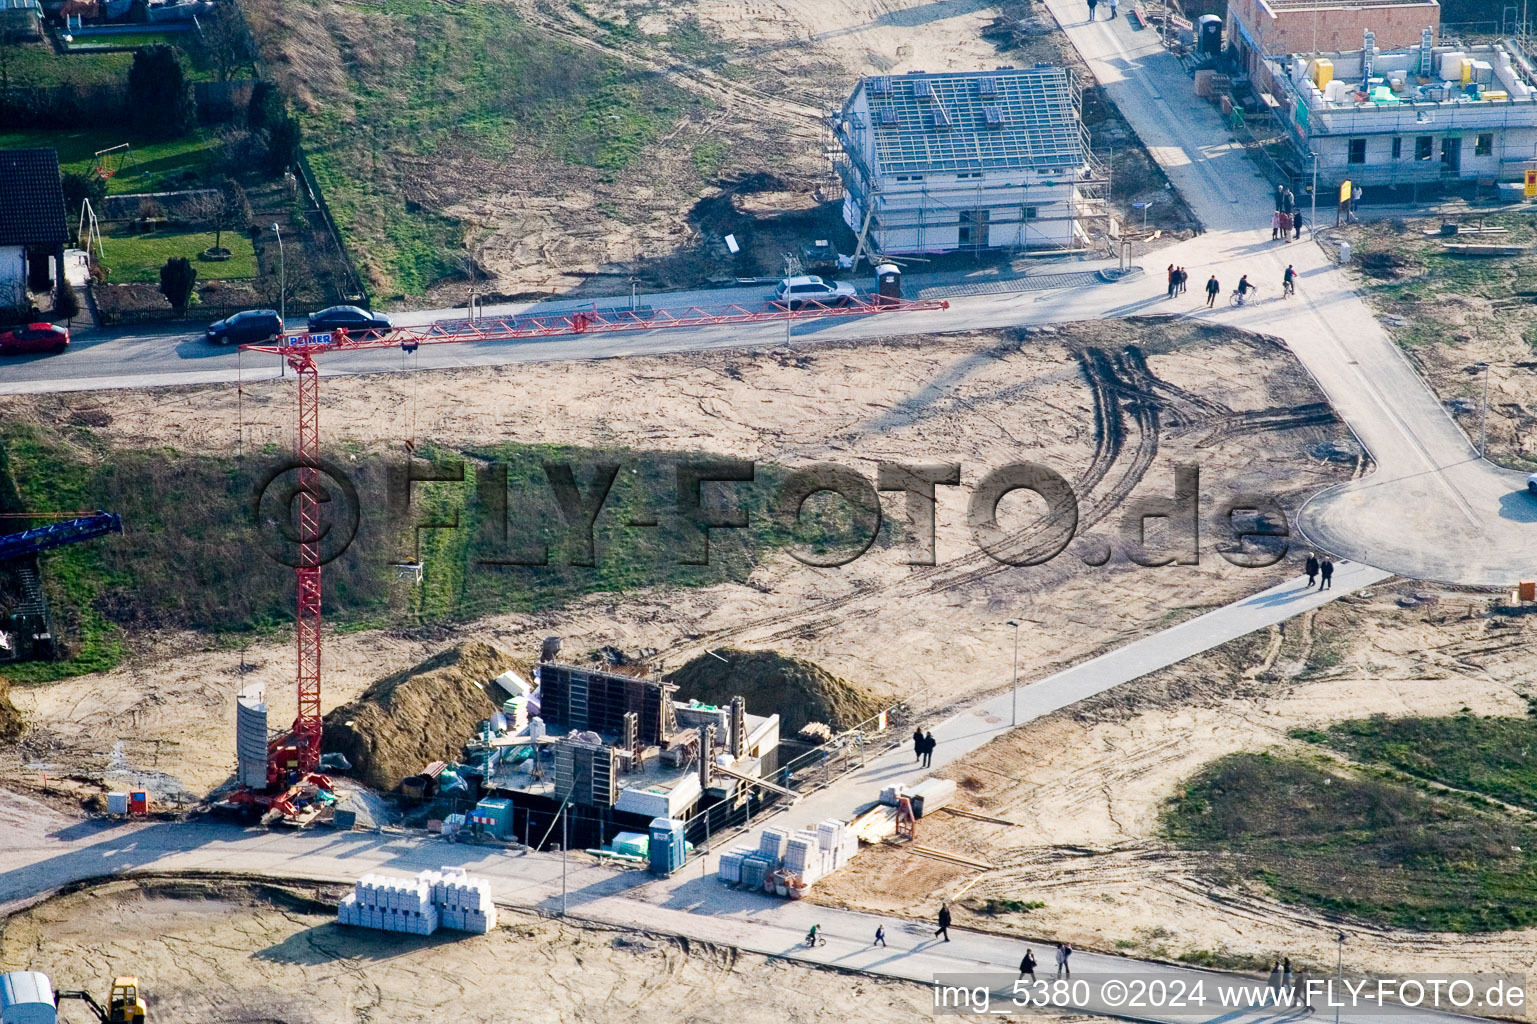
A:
833 68 1103 255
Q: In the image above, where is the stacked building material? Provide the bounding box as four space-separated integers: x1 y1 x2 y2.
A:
906 778 957 818
337 868 496 936
717 844 757 884
339 873 438 935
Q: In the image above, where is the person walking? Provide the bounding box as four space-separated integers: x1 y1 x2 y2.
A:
1176 267 1187 294
1108 0 1118 18
1350 184 1363 221
1271 210 1282 240
874 924 887 947
935 902 952 942
1321 559 1335 590
913 727 925 763
1274 183 1286 213
1282 187 1295 214
1055 942 1072 978
1282 264 1296 297
1283 958 1295 1001
921 730 936 767
1304 552 1319 587
1293 209 1305 239
1086 0 1096 20
1278 211 1293 240
1205 275 1220 307
1167 263 1177 298
1020 948 1038 982
1267 960 1282 1001
1293 967 1312 1009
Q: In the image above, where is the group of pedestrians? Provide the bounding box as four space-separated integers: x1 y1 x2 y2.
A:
1272 184 1304 240
1267 958 1313 1009
1018 942 1073 980
1304 551 1335 589
1165 265 1189 298
912 727 937 768
1085 0 1118 19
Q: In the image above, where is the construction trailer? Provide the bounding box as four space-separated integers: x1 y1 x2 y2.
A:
832 67 1107 257
1266 35 1537 189
480 662 780 851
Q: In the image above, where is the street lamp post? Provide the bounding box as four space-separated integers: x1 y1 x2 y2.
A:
1477 361 1491 457
1007 620 1021 725
271 223 285 323
1310 152 1318 239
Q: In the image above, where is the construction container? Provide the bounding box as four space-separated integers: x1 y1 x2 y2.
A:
0 971 56 1024
1439 51 1465 81
1311 58 1333 89
470 797 514 840
106 791 128 815
128 790 149 814
1519 581 1535 602
648 817 687 876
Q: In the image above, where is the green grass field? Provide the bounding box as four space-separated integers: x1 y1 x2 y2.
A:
0 129 222 195
2 41 134 87
100 229 257 282
0 424 806 679
1163 751 1537 932
1297 713 1537 812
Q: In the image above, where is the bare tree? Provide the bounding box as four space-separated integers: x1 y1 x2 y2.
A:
185 177 251 254
198 2 254 83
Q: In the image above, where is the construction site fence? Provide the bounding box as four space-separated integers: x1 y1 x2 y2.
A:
694 701 912 853
293 152 370 308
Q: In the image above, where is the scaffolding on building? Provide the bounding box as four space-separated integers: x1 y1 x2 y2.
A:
830 68 1110 258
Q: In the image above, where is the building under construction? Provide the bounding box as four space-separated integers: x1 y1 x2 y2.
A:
1267 35 1537 189
832 67 1106 256
478 661 782 850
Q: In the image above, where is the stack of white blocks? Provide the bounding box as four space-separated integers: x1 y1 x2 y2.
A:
779 819 857 886
338 873 438 935
337 867 497 935
718 844 757 885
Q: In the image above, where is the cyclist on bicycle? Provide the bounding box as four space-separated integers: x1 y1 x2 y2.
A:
1235 274 1253 304
1282 265 1296 297
805 924 822 946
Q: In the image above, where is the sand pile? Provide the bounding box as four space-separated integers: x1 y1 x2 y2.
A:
666 648 883 734
322 642 519 791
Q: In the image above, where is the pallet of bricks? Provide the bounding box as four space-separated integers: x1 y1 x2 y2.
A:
337 867 497 935
717 820 858 898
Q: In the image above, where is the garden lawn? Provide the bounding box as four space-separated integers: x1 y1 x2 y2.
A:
101 230 258 282
0 129 223 195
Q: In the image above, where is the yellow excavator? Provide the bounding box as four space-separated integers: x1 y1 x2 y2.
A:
56 977 146 1024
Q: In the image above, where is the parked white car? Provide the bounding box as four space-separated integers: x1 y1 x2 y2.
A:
772 275 858 309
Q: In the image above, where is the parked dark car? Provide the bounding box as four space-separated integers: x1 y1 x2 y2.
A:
307 305 394 339
206 309 284 346
0 322 69 355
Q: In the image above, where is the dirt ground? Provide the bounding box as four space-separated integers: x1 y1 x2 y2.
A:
244 0 1183 301
0 879 955 1024
812 580 1537 982
1337 212 1537 472
0 320 1360 803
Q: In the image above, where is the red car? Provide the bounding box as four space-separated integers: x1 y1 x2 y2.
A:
0 322 70 355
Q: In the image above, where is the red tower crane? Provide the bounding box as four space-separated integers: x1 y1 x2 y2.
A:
239 292 949 803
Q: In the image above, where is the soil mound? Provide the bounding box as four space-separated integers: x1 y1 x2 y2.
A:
665 648 882 735
0 674 21 742
323 642 520 791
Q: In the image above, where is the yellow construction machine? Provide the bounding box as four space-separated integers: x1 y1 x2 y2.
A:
56 976 146 1024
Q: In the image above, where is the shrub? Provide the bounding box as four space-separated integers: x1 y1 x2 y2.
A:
127 46 196 139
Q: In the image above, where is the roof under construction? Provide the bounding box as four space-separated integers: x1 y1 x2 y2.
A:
842 67 1086 176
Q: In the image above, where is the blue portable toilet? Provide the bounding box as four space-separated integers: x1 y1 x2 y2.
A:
648 817 686 875
0 971 57 1024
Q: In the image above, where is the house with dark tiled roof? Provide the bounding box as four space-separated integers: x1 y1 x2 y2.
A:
0 148 68 316
833 68 1105 255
